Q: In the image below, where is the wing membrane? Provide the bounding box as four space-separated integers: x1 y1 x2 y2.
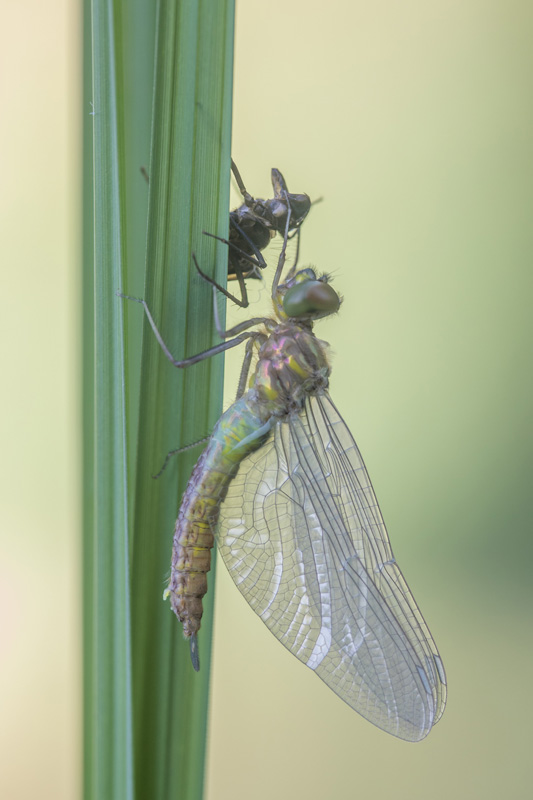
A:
217 393 446 741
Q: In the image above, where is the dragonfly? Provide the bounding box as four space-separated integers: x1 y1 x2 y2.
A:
120 199 447 742
201 160 312 308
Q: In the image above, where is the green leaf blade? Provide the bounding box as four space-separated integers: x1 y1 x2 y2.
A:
85 1 136 798
129 2 235 799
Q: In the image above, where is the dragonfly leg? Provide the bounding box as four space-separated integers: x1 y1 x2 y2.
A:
152 435 210 480
227 218 268 276
287 227 302 278
193 251 251 309
271 193 292 299
117 291 260 367
205 223 266 280
231 158 254 205
284 194 324 281
212 286 270 340
234 335 266 400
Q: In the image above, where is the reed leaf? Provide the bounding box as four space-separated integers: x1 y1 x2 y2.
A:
84 1 234 798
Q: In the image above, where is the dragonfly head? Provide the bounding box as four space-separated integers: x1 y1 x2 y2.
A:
276 268 341 322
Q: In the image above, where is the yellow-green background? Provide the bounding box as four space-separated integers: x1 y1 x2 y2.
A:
1 1 531 798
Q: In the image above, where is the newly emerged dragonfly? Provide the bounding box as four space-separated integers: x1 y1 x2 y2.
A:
120 204 446 742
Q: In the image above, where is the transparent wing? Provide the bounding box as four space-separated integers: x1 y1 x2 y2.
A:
217 393 447 741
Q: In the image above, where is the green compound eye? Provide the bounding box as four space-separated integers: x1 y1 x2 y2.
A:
283 280 340 319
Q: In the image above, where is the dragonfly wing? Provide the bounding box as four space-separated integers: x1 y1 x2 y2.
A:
303 395 447 727
217 393 446 741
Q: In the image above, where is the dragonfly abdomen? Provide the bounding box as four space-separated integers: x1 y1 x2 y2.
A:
166 396 271 663
167 449 217 641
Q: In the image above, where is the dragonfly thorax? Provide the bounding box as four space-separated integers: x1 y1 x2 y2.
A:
252 324 331 420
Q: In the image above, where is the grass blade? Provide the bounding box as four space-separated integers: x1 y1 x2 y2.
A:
127 2 235 798
83 1 137 797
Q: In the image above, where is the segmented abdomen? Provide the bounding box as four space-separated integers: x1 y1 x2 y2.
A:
165 396 270 646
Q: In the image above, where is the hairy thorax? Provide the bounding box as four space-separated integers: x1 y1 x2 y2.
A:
252 323 331 420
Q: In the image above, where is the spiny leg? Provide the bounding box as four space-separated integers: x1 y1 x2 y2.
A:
213 229 265 280
282 193 323 279
271 190 293 299
211 286 270 340
152 435 211 480
200 221 268 308
231 158 253 205
287 226 302 279
117 291 259 367
228 217 268 277
192 252 251 309
234 335 266 400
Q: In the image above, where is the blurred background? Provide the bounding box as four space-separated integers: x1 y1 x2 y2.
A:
1 1 531 798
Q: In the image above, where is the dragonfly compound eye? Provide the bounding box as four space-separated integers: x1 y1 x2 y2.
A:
283 279 341 319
